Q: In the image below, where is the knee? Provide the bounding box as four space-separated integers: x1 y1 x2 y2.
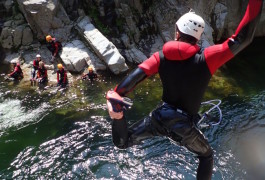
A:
201 145 214 158
199 147 213 162
112 138 129 149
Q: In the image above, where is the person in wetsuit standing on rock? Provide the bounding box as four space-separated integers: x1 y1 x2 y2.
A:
106 0 263 179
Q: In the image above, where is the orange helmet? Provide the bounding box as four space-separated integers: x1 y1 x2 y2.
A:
46 35 52 42
57 63 63 69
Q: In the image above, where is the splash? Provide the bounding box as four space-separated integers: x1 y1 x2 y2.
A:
0 99 50 134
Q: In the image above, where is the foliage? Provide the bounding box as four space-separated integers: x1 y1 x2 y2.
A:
86 5 110 35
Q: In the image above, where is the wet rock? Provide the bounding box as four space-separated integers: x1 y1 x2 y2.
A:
76 16 128 74
125 46 147 64
60 39 106 72
16 0 72 42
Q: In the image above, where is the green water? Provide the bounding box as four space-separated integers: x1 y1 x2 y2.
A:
0 39 265 179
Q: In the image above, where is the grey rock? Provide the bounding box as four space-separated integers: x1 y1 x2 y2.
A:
255 2 265 37
4 0 14 11
120 3 141 43
60 39 106 72
0 27 13 49
3 53 20 64
22 27 34 46
1 27 12 39
76 16 128 74
14 13 24 21
13 25 24 47
51 17 64 29
60 40 91 72
17 0 72 42
125 46 147 64
3 21 13 27
213 3 228 41
121 34 131 48
1 36 13 49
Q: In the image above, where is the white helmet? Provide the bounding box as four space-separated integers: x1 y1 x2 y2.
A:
11 59 17 64
176 12 205 40
36 54 41 58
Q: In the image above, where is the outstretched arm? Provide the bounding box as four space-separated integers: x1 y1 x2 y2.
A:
9 67 18 76
107 52 160 119
204 0 263 75
115 52 160 96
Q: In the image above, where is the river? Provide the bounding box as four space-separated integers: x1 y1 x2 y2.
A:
0 39 265 179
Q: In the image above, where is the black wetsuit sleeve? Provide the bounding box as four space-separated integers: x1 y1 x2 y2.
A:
204 0 263 75
115 68 147 96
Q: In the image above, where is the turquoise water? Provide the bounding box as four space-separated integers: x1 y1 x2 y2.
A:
0 40 265 179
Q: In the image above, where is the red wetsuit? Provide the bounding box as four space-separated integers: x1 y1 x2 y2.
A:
37 67 48 83
10 65 23 80
47 38 61 57
37 67 48 79
57 68 68 84
33 59 40 70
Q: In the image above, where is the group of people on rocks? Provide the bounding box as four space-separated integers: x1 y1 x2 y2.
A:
6 35 98 88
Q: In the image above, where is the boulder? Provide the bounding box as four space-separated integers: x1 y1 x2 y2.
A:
0 23 33 49
125 46 147 64
60 39 106 72
213 3 228 41
3 53 20 64
16 0 72 42
0 27 13 49
4 0 14 12
13 25 24 47
121 34 131 48
22 27 34 46
255 2 265 37
76 16 128 74
120 3 141 43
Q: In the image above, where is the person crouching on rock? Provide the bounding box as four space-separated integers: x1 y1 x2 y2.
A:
7 60 23 81
37 61 48 84
81 66 98 82
46 35 62 73
31 54 42 81
57 64 68 88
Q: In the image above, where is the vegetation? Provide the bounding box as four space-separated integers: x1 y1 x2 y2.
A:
86 5 111 35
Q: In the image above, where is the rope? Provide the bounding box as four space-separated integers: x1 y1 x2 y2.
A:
197 99 223 128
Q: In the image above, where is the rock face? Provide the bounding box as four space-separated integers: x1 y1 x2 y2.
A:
125 46 147 64
143 0 264 45
76 16 128 74
16 0 72 42
256 7 265 36
0 13 34 49
1 0 265 76
60 39 106 72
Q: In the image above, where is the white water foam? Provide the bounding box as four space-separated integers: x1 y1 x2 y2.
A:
0 99 50 133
